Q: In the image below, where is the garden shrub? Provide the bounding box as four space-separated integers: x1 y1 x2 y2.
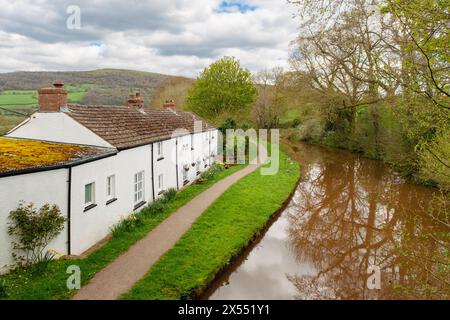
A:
7 202 65 268
0 279 7 298
161 188 177 203
200 163 224 181
111 213 144 237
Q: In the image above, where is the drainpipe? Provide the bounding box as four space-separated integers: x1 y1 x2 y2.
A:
175 138 179 190
209 131 211 166
67 167 72 256
151 144 155 201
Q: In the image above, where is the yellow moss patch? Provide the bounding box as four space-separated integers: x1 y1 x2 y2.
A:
0 137 100 173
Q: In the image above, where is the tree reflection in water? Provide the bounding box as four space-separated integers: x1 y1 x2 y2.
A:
287 144 449 299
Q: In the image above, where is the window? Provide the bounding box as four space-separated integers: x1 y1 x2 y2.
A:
157 142 163 157
191 134 194 150
106 175 116 200
84 182 95 207
134 171 145 204
158 174 164 193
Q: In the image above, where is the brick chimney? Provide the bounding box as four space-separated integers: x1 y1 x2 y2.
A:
38 81 68 112
127 92 144 109
163 99 176 110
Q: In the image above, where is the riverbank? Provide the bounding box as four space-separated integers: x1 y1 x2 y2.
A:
282 129 444 189
204 141 448 300
0 164 245 300
121 145 300 300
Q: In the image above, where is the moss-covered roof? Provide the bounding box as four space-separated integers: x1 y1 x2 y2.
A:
0 137 115 175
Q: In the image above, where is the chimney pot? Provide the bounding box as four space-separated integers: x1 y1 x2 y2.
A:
163 99 176 110
127 92 144 109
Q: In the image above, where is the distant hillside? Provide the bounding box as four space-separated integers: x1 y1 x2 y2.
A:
0 69 195 134
0 69 194 107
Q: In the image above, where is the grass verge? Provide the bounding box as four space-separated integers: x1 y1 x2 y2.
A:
121 145 300 299
0 164 244 300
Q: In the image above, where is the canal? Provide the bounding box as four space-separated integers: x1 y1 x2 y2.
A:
203 142 449 299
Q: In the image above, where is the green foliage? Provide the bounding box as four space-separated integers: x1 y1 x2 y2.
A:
0 279 7 298
218 117 238 134
0 164 244 300
7 202 65 267
121 145 300 300
161 188 177 203
186 56 257 119
111 189 180 237
288 0 450 188
199 163 225 180
111 213 146 237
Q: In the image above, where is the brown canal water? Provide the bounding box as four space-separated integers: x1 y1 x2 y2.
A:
204 143 449 300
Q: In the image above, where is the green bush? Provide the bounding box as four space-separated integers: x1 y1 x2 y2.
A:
7 202 65 268
161 188 177 203
111 213 145 237
111 188 178 237
142 200 167 217
0 279 7 298
200 163 224 181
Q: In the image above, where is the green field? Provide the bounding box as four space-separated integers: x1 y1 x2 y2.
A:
0 90 37 108
0 84 95 135
0 84 94 109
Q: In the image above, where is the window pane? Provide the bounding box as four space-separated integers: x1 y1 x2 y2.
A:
85 183 93 204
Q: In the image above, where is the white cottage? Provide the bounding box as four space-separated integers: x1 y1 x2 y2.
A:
0 82 218 273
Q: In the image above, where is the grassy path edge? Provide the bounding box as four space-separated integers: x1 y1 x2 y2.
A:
0 164 245 300
121 145 300 300
198 170 301 299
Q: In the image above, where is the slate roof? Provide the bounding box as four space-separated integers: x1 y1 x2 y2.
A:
0 137 116 176
64 104 215 149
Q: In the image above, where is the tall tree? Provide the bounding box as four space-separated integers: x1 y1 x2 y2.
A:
186 56 257 120
253 67 286 128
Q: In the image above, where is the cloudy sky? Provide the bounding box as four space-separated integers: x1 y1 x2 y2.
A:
0 0 299 77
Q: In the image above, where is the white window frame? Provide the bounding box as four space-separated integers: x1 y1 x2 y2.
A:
84 182 95 207
134 171 145 204
157 142 163 157
158 173 164 193
106 175 116 200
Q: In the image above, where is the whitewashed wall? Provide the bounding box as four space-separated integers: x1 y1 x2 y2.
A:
210 129 219 161
177 134 194 188
70 145 153 254
0 128 219 272
0 169 69 274
152 138 177 198
7 113 113 148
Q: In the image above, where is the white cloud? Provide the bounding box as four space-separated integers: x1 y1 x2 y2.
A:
0 0 299 77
